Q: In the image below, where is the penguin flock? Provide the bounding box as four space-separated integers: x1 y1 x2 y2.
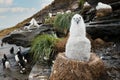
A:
1 47 28 74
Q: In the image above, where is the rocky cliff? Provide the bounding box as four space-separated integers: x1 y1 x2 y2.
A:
85 0 120 42
0 0 78 38
2 0 120 47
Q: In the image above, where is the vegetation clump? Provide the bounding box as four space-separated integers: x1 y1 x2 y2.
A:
79 0 85 8
30 34 59 66
53 13 75 36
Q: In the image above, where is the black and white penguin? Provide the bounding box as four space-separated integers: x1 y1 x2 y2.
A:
15 47 23 63
2 58 5 68
23 56 27 63
15 48 27 68
18 47 21 52
15 50 21 63
2 54 10 69
18 47 27 63
19 60 26 74
22 48 30 63
14 49 27 74
20 68 26 74
10 47 14 54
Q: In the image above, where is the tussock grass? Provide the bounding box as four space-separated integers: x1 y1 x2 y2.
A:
53 13 75 35
30 34 59 66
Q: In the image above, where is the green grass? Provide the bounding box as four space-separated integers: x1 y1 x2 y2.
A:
44 16 55 25
79 0 85 8
53 13 75 36
30 34 59 66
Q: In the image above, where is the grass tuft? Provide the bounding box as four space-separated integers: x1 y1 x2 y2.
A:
30 34 59 66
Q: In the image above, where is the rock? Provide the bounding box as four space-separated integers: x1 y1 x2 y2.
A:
51 0 77 11
2 24 54 47
70 1 79 10
86 23 120 42
94 38 105 46
96 2 112 18
50 53 105 80
86 0 119 7
29 63 51 80
83 2 92 11
86 7 120 42
83 1 120 22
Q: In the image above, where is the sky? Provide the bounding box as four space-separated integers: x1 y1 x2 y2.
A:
0 0 53 30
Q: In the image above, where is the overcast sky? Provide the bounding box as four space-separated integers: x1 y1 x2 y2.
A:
0 0 53 30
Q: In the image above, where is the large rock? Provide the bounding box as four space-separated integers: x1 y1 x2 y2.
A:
86 0 119 7
29 63 51 80
86 21 120 41
2 24 54 47
85 1 120 42
50 53 105 80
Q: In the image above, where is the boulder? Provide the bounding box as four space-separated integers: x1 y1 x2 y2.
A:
86 6 120 42
86 22 120 42
83 2 92 11
29 63 51 80
92 38 113 48
94 38 105 45
2 24 54 47
96 8 112 18
95 2 112 18
86 0 119 7
50 53 105 80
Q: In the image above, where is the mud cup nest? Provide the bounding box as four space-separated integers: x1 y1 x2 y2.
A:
50 53 105 80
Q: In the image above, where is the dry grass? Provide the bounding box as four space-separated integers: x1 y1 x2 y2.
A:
55 36 68 52
0 27 16 38
50 53 105 80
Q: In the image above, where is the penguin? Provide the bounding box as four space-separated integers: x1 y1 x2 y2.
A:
5 61 10 69
18 47 28 63
19 60 26 74
15 47 23 63
15 49 27 71
14 51 26 74
2 54 10 69
20 68 26 74
22 49 30 63
23 56 27 63
10 47 14 54
18 47 21 52
2 58 5 68
15 51 21 63
4 54 7 60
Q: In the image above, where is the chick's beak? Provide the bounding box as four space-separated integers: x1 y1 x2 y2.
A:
76 18 80 24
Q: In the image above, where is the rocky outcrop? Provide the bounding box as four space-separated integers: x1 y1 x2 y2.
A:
0 0 78 38
84 1 120 42
50 53 105 80
29 63 51 80
93 42 120 80
2 24 54 47
86 0 119 7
